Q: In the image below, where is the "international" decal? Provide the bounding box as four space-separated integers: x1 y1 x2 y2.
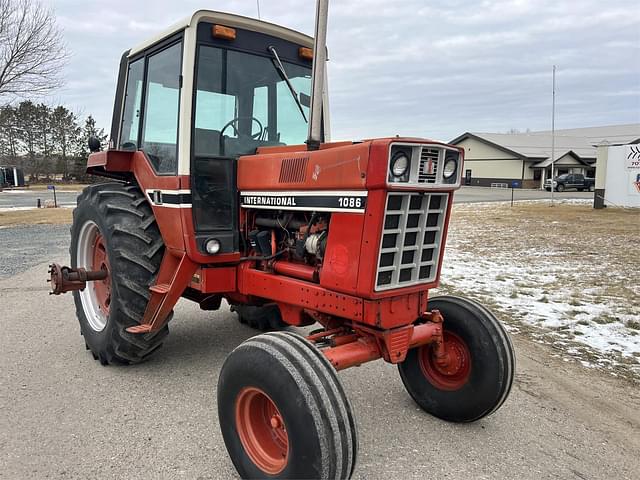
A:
240 191 368 213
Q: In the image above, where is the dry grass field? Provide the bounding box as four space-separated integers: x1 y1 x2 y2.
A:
0 207 73 227
437 201 640 381
24 184 89 192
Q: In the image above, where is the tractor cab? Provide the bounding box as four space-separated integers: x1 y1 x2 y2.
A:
107 10 327 254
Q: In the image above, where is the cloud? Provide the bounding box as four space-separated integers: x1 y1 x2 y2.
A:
43 0 640 142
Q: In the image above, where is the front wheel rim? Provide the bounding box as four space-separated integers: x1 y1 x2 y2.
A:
419 331 472 391
235 387 289 474
77 220 111 332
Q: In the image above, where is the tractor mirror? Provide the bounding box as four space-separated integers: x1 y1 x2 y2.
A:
300 92 311 108
88 136 102 153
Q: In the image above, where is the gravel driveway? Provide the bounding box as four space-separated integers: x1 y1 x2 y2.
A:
0 224 69 279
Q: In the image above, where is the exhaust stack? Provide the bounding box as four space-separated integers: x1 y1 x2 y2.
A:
306 0 329 150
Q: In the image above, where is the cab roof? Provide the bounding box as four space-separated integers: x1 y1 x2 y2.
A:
129 10 314 57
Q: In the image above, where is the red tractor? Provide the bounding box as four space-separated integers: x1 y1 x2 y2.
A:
50 4 514 479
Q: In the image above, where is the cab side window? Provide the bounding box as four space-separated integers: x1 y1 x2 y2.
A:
119 59 144 149
141 42 182 173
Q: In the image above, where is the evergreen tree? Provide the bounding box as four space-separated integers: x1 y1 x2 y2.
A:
50 105 79 179
0 100 105 182
79 115 108 155
14 101 41 178
35 103 52 177
73 115 107 180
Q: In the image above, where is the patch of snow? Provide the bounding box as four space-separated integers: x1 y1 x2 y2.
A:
0 206 37 212
438 205 640 377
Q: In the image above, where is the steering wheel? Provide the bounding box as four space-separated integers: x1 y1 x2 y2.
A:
220 116 264 140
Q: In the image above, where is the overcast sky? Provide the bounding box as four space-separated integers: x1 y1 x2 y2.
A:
43 0 639 142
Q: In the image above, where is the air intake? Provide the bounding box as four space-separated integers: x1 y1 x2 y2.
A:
279 157 309 183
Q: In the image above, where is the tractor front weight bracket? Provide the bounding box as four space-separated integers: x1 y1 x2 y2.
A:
311 310 445 371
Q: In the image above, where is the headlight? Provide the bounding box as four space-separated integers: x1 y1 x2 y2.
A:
442 158 457 179
205 238 221 254
391 152 410 177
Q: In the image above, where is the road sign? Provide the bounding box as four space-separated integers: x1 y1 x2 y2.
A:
48 185 57 207
511 180 521 189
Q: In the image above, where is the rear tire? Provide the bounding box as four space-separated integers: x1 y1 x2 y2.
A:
218 331 358 479
398 296 515 422
70 183 169 365
234 304 287 331
588 184 595 192
556 184 565 192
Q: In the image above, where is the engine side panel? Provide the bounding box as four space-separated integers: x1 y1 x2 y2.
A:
237 141 371 191
319 213 364 295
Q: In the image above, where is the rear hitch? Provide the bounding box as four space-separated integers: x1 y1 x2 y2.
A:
48 263 108 295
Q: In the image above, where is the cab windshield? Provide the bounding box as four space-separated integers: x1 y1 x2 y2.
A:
193 45 312 157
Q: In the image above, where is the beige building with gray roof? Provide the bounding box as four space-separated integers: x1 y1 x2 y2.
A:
450 124 640 189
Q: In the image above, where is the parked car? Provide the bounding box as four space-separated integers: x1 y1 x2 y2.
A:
544 173 595 192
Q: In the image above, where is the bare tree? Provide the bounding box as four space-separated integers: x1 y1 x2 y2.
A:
0 0 68 99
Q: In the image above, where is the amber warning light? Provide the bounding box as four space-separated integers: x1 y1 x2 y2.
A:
212 24 236 40
298 47 313 60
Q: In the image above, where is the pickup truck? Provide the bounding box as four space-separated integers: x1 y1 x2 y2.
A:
544 173 595 192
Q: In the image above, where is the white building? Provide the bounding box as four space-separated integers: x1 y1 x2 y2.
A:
594 144 640 208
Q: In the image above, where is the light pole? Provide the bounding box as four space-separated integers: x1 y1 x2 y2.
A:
550 65 556 205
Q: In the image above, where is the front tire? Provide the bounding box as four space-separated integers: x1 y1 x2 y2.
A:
556 184 565 192
71 183 169 365
218 332 358 479
234 304 287 331
398 296 515 422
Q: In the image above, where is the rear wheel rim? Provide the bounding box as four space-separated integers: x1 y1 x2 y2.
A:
235 387 289 475
419 331 472 391
77 220 111 332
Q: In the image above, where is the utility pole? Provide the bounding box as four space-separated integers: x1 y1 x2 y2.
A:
256 0 261 19
550 65 556 205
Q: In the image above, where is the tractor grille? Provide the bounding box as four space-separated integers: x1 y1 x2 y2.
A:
417 147 440 184
375 192 448 291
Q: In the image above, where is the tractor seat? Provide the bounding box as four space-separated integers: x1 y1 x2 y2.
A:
194 128 223 157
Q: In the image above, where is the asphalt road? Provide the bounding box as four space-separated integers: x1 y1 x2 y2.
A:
454 186 593 203
1 257 639 479
0 189 78 209
0 186 593 210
